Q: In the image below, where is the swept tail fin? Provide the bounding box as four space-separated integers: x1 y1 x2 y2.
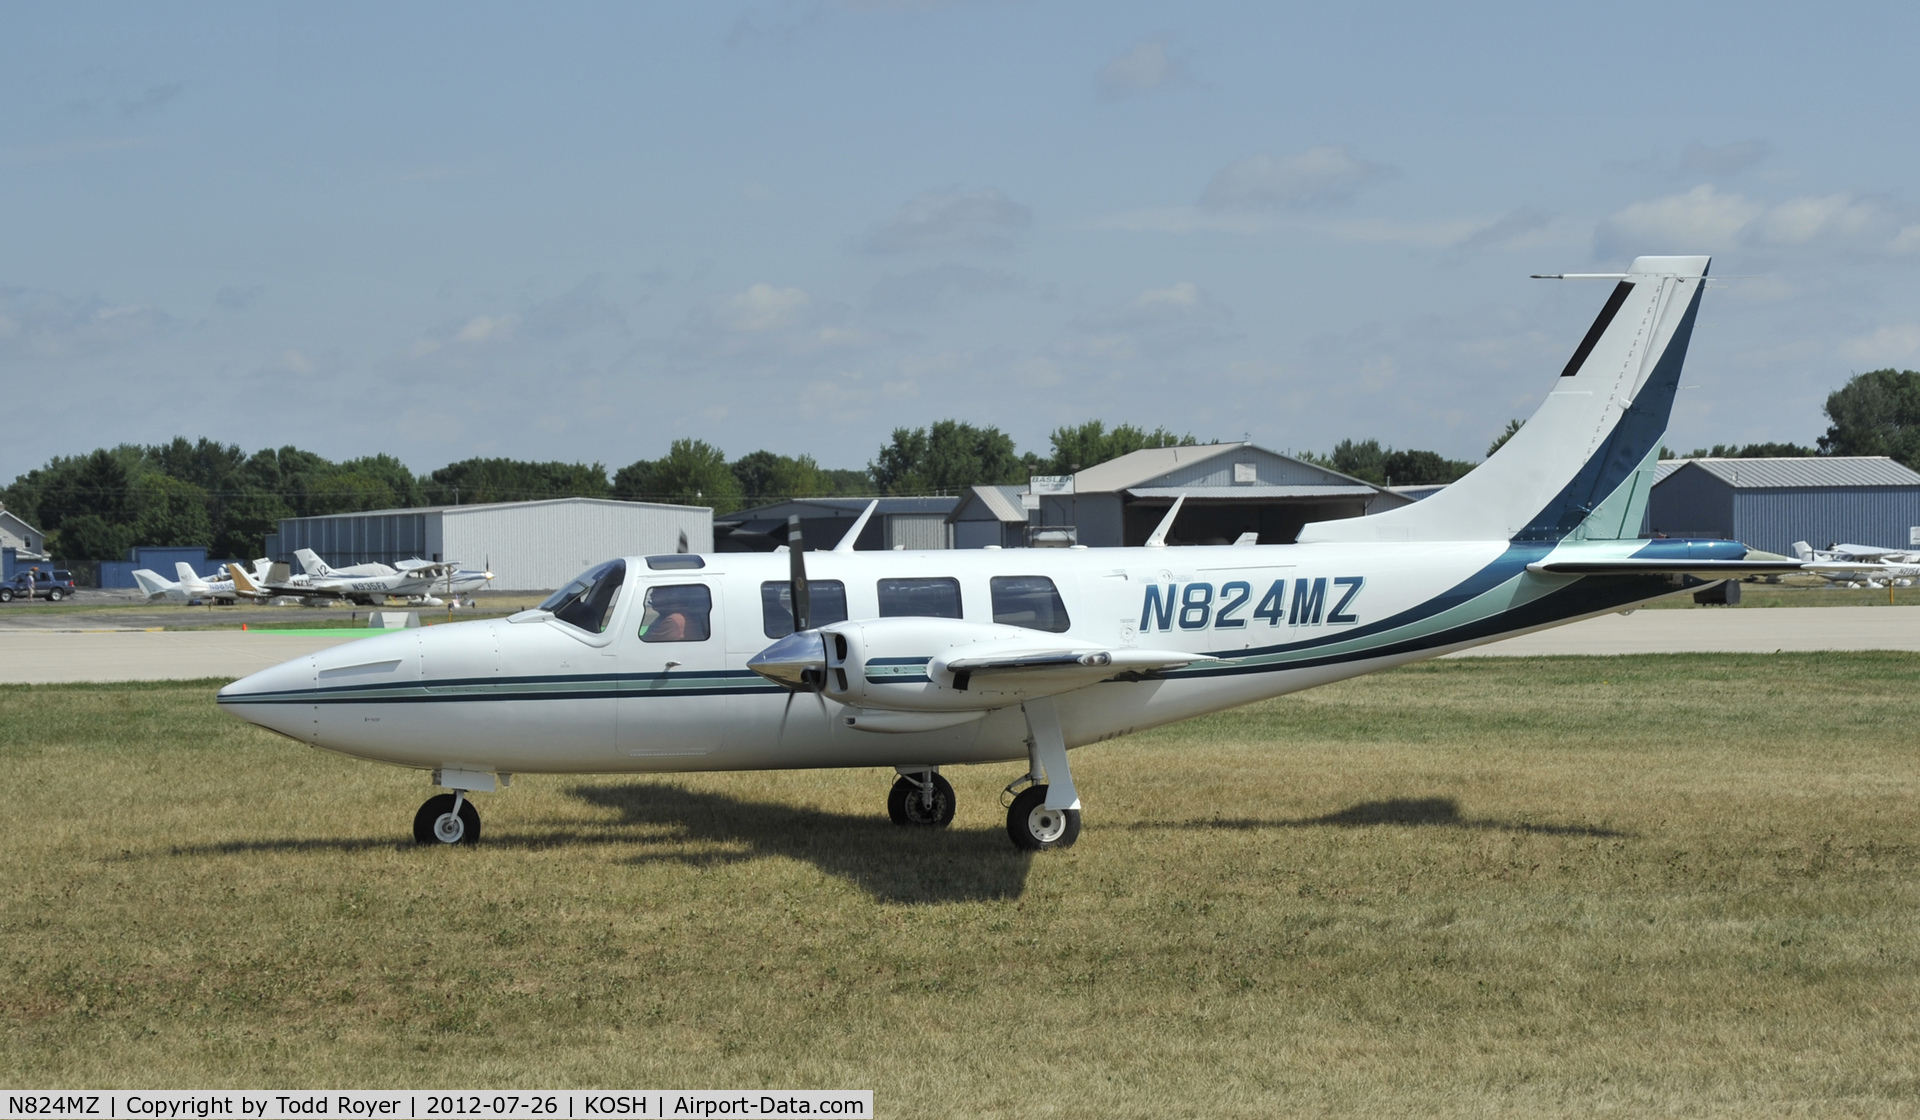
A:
131 569 172 599
294 548 333 576
175 562 211 593
1299 255 1710 544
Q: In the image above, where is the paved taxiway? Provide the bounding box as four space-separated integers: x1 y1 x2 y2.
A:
0 606 1915 683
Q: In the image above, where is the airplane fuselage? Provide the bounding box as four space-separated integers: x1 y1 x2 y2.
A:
218 539 1684 777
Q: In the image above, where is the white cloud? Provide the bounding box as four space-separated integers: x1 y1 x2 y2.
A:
456 315 515 344
0 284 171 358
717 283 812 332
1841 324 1920 365
1594 185 1763 253
1201 145 1392 212
1597 185 1918 257
1096 37 1191 99
865 188 1032 253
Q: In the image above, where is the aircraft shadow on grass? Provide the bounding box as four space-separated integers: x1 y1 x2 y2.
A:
164 782 1035 905
1131 796 1631 839
567 781 1034 905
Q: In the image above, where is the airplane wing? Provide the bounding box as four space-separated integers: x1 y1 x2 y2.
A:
940 647 1217 690
1527 558 1814 575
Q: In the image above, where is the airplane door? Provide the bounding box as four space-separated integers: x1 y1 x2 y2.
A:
616 579 728 760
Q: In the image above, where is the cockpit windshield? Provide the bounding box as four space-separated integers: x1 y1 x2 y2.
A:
538 559 627 633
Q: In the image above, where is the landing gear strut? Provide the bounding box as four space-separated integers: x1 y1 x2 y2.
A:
414 792 480 844
888 769 955 827
1006 695 1081 851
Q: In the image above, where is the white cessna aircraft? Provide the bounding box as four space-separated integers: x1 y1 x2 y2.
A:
221 256 1824 851
133 560 267 605
1791 541 1920 587
230 548 461 605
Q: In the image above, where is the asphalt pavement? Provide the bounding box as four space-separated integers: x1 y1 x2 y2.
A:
2 603 1916 684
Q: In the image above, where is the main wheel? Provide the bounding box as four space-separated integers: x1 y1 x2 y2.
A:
413 793 481 845
1007 785 1079 851
887 773 956 827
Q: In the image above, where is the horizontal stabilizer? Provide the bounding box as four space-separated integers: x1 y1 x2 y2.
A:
1528 558 1811 575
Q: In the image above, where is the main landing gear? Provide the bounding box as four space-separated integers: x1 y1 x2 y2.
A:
888 769 957 827
414 792 480 845
885 697 1084 851
1005 694 1080 851
413 768 504 845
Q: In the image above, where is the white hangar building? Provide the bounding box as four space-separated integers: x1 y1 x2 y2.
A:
269 497 712 591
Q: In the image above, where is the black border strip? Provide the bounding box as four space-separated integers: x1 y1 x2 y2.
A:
1560 280 1635 377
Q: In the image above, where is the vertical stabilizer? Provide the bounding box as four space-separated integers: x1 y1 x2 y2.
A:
1298 255 1710 544
295 548 333 576
176 562 212 593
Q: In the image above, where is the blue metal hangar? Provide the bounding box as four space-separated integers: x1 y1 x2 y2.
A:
1649 456 1920 553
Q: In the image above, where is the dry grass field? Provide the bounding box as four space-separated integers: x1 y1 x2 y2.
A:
3 655 1917 1116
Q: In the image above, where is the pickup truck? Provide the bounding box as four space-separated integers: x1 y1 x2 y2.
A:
0 569 78 602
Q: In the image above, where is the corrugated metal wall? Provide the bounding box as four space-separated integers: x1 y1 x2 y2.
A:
276 513 432 567
441 500 713 590
886 514 952 550
1733 488 1920 554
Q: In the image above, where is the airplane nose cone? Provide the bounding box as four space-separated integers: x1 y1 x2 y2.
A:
747 630 826 688
218 654 319 743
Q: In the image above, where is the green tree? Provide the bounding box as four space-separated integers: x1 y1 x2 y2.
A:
35 449 136 532
1044 420 1195 474
870 420 1024 494
1681 442 1819 459
731 451 824 504
131 473 214 547
617 440 743 512
50 514 135 562
1487 418 1524 457
308 471 401 515
1382 448 1475 485
1328 438 1388 484
423 458 610 505
1820 368 1920 468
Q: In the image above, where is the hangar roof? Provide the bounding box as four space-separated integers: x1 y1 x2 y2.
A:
1126 484 1384 500
1658 456 1920 489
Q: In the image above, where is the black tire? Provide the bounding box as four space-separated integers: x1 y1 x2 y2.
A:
47 589 62 602
887 773 956 827
412 793 481 845
0 588 12 603
1006 784 1080 851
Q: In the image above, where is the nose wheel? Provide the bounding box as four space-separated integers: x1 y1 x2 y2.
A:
887 771 956 827
1006 784 1080 850
413 792 481 845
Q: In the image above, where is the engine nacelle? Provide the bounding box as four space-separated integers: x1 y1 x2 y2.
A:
822 617 1090 711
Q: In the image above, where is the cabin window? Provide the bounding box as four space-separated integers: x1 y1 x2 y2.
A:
761 580 849 638
877 576 962 619
990 575 1071 633
540 559 626 634
646 554 705 570
639 584 713 643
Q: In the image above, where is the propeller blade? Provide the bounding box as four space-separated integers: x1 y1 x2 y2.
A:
788 514 811 632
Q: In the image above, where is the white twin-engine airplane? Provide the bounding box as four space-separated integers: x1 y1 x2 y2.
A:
220 255 1821 851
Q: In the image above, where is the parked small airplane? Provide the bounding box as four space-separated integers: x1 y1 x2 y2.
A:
395 557 495 599
221 256 1835 852
237 548 460 605
1791 541 1920 587
133 560 268 605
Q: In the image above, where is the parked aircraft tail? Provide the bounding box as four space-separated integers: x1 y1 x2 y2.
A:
131 569 171 598
229 564 265 598
1299 255 1710 545
1791 541 1816 560
175 562 212 593
295 548 333 577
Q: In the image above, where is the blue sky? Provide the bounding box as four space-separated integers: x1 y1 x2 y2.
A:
5 2 1918 481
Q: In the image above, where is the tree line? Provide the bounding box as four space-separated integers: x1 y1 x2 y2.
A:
7 368 1912 562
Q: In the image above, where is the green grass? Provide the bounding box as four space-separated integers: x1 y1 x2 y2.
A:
2 656 1918 1115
